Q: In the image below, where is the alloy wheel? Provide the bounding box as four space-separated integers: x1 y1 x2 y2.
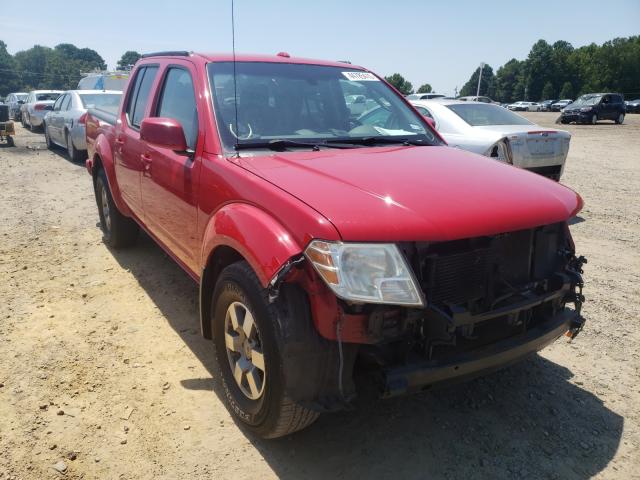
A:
224 301 266 400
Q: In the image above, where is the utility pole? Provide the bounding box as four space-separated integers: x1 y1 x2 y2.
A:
476 62 485 97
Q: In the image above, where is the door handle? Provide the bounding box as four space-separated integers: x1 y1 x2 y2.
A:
141 153 152 176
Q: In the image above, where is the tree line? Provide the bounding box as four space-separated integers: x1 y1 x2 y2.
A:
459 36 640 102
383 36 639 102
0 41 141 96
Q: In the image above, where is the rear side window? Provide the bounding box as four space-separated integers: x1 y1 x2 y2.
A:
126 66 158 128
61 95 72 111
53 95 66 111
155 68 198 149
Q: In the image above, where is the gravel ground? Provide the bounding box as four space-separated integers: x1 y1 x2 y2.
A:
0 113 638 479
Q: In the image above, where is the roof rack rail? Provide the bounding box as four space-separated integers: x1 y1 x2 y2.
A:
141 51 191 58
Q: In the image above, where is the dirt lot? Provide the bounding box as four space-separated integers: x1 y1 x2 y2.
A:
0 113 638 479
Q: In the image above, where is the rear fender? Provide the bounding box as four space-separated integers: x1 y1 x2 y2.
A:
90 134 131 215
199 203 302 338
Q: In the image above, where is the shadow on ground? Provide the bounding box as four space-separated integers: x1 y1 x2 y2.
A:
109 233 622 480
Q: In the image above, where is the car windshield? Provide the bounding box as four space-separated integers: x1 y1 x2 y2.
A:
17 94 28 101
79 93 121 111
35 93 60 101
447 103 533 126
208 62 436 150
571 95 602 107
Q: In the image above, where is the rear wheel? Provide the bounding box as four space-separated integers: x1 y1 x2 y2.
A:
95 169 139 248
615 113 624 124
66 131 85 162
211 261 319 438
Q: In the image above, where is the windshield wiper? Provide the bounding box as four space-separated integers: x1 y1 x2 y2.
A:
235 139 359 151
326 137 430 147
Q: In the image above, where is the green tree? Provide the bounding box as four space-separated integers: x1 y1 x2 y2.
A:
460 64 495 98
559 81 574 99
541 81 555 100
525 39 555 101
117 51 142 70
494 59 523 103
384 73 413 95
417 83 432 94
0 40 20 96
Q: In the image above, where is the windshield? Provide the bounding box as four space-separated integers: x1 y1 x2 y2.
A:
79 93 121 110
35 93 60 101
447 103 533 126
571 95 602 107
16 94 28 101
208 62 436 150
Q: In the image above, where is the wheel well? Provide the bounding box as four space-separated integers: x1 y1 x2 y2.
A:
199 245 245 339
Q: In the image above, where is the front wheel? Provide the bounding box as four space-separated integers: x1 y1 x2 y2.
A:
615 113 624 124
95 169 139 248
591 114 598 125
211 261 319 438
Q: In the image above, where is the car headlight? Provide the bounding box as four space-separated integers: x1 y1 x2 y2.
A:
580 107 592 112
304 240 425 307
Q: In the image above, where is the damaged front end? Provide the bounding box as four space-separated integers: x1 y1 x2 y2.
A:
347 222 587 398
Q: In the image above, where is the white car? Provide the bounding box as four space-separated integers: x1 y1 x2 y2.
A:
20 90 63 130
409 99 571 181
508 101 541 112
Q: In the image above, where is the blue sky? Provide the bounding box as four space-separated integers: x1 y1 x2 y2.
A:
2 0 639 95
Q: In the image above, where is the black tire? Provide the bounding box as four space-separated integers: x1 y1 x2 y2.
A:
21 115 26 129
66 131 85 162
6 136 14 147
44 124 54 149
211 261 319 438
615 113 624 124
94 168 139 248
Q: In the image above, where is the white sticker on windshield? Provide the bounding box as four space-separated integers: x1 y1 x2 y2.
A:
342 71 379 82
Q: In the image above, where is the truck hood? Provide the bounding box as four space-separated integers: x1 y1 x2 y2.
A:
234 145 582 242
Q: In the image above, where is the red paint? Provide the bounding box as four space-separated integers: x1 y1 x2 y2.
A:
85 52 583 344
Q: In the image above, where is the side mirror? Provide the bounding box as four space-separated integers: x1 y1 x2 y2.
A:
424 116 436 130
140 117 189 153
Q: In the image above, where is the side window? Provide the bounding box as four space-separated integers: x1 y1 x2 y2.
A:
155 67 198 150
126 66 159 128
61 95 72 111
53 95 66 111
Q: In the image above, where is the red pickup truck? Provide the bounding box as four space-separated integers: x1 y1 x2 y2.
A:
85 51 586 438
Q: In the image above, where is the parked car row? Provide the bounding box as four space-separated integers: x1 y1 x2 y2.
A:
80 51 587 438
2 71 129 161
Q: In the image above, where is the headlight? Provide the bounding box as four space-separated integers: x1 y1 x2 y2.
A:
304 240 425 307
580 107 592 112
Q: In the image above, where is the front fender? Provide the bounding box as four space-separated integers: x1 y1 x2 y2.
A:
201 202 302 287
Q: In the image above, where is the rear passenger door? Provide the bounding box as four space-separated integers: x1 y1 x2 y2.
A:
140 63 201 272
114 65 159 220
48 94 67 143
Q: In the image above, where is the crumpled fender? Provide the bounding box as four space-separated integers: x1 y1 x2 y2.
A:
201 202 302 287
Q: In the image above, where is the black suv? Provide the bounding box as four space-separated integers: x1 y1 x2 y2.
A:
560 93 626 124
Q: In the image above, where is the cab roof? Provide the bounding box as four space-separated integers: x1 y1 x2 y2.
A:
142 51 366 70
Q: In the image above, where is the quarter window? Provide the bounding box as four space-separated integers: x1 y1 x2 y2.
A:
61 95 72 111
155 68 198 150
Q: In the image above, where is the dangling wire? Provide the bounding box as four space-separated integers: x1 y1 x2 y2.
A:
231 0 239 155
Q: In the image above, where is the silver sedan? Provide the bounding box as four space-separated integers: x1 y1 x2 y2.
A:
409 99 571 181
43 90 121 161
20 90 63 130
